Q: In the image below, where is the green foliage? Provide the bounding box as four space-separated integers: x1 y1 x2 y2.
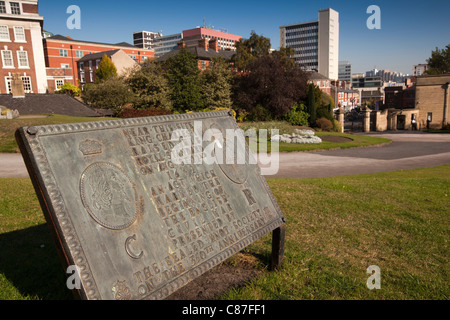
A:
82 77 135 115
126 62 173 110
285 104 310 126
56 82 81 97
95 55 118 82
165 48 204 112
245 104 273 122
201 58 234 109
332 119 343 133
307 83 317 126
425 44 450 75
233 31 271 71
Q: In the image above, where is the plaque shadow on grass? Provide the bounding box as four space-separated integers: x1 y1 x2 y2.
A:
166 251 271 300
0 224 73 300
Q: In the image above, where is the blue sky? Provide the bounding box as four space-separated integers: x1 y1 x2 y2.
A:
39 0 450 75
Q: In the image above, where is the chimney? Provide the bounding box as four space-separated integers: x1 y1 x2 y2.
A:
198 38 208 51
177 40 186 49
209 39 219 52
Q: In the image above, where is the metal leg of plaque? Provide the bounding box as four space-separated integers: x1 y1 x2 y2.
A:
270 224 286 271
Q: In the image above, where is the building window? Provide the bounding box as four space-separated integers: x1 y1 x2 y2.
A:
0 1 6 14
76 50 83 58
89 70 93 82
17 50 29 68
79 62 84 71
1 50 14 68
10 2 20 15
59 49 68 57
0 25 9 40
88 60 92 70
55 79 64 89
22 76 31 92
61 64 70 69
96 59 100 68
80 71 85 83
13 26 25 42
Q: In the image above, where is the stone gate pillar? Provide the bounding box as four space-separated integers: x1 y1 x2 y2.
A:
363 106 371 133
338 107 345 133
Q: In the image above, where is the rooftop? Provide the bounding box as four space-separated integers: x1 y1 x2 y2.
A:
0 94 102 117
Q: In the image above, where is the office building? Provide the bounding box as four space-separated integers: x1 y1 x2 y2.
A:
0 0 47 94
153 33 183 56
280 8 339 80
182 27 241 51
338 61 352 82
133 31 162 50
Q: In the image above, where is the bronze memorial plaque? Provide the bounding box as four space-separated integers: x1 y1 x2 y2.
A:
16 111 285 300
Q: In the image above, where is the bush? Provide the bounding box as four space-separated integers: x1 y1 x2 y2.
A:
246 105 273 122
285 104 309 126
332 119 343 133
56 82 81 97
120 108 173 118
316 118 333 131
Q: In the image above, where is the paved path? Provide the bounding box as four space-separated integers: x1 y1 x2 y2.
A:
1 132 449 179
261 132 450 179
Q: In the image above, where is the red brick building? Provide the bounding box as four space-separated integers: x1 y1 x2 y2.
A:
182 27 242 51
0 0 47 94
43 35 155 92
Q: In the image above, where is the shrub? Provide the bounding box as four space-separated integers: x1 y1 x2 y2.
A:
120 108 172 118
56 82 81 97
285 104 310 126
332 119 343 133
316 118 333 131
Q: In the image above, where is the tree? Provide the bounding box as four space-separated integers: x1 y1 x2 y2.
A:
82 77 135 115
126 61 173 110
201 58 233 109
165 48 204 112
425 44 450 75
306 83 317 126
95 55 118 82
233 31 272 71
233 52 308 119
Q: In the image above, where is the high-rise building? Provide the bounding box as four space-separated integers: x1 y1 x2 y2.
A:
280 8 339 80
338 61 352 82
0 0 47 94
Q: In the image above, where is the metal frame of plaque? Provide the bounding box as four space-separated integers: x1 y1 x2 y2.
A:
16 111 286 300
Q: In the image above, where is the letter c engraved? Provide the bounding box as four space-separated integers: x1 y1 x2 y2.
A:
125 234 143 259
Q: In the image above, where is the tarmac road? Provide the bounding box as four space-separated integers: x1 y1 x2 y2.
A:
261 132 450 179
0 132 449 179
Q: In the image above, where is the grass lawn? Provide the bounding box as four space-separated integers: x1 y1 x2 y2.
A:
240 121 391 153
1 117 391 154
0 165 448 300
0 114 114 153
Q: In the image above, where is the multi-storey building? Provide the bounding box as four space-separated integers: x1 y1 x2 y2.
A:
182 27 241 51
43 35 154 92
338 61 352 82
280 8 339 80
153 33 183 57
413 64 428 77
0 0 47 94
133 31 162 50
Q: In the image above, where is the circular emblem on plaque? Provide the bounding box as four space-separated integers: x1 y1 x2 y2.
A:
80 162 138 230
210 123 249 185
